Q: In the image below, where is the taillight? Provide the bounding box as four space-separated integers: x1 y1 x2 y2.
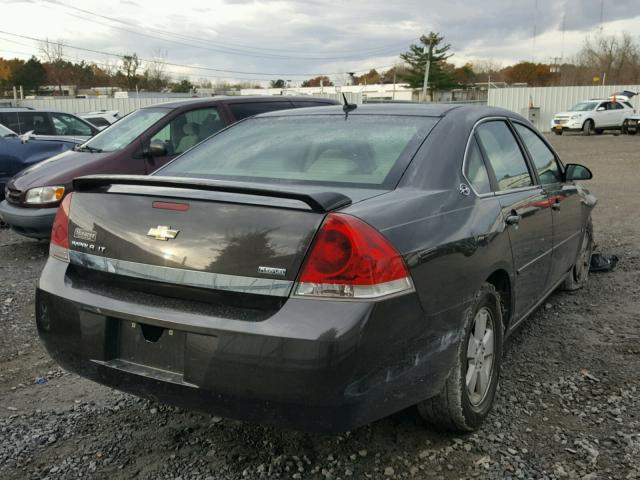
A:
49 193 73 262
294 213 414 299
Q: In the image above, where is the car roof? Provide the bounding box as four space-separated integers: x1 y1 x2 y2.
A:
0 107 82 114
254 103 523 120
147 95 339 110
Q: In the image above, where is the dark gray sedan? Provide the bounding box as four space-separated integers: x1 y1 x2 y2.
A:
36 104 596 432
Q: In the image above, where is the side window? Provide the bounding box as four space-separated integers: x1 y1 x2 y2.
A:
228 101 293 120
19 112 55 135
514 124 562 184
613 102 624 110
150 107 222 155
476 121 533 191
50 113 93 136
0 112 20 132
464 136 492 194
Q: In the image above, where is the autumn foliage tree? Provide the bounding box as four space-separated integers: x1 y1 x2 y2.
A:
501 62 554 86
301 75 333 87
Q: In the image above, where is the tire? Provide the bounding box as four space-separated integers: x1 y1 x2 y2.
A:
417 283 503 432
583 120 594 136
561 218 594 291
554 129 563 135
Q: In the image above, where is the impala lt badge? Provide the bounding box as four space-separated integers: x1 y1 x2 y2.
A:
147 225 180 241
258 266 287 277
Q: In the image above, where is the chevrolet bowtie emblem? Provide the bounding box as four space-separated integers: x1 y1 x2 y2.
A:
147 225 179 241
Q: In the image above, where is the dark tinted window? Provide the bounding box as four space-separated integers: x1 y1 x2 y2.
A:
18 112 55 135
612 102 624 110
464 137 491 194
228 101 293 120
514 124 562 184
291 101 334 108
0 112 20 132
158 115 438 188
86 117 111 127
476 121 532 191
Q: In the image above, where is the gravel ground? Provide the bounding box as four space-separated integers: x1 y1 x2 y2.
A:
1 133 639 480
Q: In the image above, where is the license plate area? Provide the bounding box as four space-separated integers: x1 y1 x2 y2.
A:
118 320 185 374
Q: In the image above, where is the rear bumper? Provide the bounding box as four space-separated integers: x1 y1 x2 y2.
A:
0 200 57 238
36 257 461 432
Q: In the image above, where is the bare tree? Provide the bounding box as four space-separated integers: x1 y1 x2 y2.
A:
144 49 169 91
576 32 640 84
39 39 67 94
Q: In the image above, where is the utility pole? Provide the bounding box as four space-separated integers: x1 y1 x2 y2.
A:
392 69 396 101
421 35 435 103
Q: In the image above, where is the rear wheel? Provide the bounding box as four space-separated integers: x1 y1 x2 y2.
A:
417 283 503 432
583 120 594 136
554 129 563 135
561 218 593 291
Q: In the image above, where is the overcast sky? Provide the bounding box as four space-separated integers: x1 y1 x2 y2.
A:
1 0 639 84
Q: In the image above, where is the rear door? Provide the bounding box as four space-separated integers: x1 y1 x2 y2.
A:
475 120 554 318
611 101 626 125
513 122 582 285
142 106 224 173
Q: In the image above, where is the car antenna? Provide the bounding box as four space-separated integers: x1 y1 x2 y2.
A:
342 93 357 115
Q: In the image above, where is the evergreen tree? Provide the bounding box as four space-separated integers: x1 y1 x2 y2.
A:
10 56 46 93
400 33 456 96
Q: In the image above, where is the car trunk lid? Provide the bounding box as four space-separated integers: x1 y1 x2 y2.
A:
64 175 385 309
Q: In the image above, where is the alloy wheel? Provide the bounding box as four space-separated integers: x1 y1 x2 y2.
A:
466 307 495 407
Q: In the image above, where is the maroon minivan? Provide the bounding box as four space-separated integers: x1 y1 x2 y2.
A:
0 96 338 238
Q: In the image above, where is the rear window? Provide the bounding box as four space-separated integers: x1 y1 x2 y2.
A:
86 117 111 127
157 115 437 188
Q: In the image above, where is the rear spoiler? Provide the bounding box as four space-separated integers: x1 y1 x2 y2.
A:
73 175 352 213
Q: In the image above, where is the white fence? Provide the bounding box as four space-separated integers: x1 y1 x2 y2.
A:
9 92 362 116
488 85 640 132
12 97 191 115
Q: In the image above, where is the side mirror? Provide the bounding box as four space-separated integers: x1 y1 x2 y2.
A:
146 139 168 158
596 106 605 111
565 163 593 181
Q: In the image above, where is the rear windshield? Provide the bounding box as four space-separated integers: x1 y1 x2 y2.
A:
157 115 437 188
81 108 169 152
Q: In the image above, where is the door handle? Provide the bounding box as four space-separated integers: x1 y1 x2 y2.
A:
505 214 521 225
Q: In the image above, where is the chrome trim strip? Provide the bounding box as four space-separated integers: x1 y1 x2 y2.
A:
516 230 582 274
553 229 582 251
516 245 554 274
69 250 293 297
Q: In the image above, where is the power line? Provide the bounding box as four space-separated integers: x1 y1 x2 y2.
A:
43 0 416 61
0 31 400 79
